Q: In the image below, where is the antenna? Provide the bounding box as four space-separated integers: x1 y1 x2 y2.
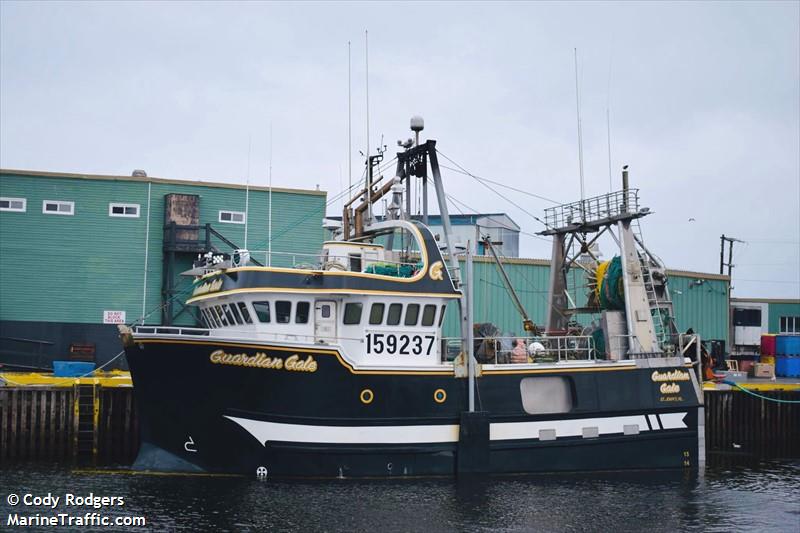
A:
365 30 370 163
268 122 273 266
365 29 371 223
245 134 251 249
348 40 352 195
573 48 585 208
607 41 614 192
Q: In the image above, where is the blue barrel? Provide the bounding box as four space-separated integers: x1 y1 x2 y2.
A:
784 356 800 378
52 361 95 377
776 335 800 356
775 356 788 377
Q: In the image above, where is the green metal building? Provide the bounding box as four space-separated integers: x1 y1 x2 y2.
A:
0 169 326 369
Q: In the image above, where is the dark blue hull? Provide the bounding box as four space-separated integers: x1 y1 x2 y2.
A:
125 337 701 478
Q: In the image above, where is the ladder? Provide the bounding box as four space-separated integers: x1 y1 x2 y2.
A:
631 220 670 348
73 384 99 459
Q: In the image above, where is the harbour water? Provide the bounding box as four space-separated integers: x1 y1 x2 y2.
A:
1 458 798 532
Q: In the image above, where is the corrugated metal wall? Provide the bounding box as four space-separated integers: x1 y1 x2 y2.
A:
441 259 730 344
0 171 326 326
767 302 800 332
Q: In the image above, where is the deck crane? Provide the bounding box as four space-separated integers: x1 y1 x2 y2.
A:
481 236 537 333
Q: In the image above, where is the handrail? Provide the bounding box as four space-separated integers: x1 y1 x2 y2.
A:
544 189 640 229
442 335 596 364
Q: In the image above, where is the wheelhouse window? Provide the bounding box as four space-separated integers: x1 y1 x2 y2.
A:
237 302 252 324
349 253 362 272
201 309 212 328
369 303 385 325
296 302 310 324
219 210 245 224
404 304 420 326
207 308 221 328
343 303 363 325
215 305 229 326
387 303 402 326
227 303 244 325
222 305 237 325
421 305 437 327
42 200 74 215
109 203 140 217
0 197 26 212
275 301 292 324
439 305 447 326
206 307 220 328
253 301 271 323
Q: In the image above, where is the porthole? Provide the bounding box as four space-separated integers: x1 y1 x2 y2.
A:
433 388 447 404
360 388 374 404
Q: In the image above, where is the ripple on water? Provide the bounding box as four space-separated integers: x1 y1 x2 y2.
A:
0 460 798 532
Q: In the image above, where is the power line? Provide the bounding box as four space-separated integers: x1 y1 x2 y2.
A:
436 151 555 231
438 163 561 205
445 194 551 243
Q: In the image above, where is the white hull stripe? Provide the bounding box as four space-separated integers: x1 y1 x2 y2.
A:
226 413 688 446
225 416 460 445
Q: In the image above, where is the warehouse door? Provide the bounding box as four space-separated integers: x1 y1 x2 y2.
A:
315 301 337 343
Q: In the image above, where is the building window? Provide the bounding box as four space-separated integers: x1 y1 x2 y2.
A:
405 304 420 326
780 316 800 334
42 200 74 215
276 301 292 324
343 303 363 325
109 203 140 218
369 303 385 325
219 210 245 224
296 302 310 324
421 305 437 327
0 197 26 212
253 301 271 323
387 304 402 326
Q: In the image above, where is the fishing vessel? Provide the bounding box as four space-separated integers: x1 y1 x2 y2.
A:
121 119 703 477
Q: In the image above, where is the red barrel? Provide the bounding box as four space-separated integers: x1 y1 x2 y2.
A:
761 334 777 356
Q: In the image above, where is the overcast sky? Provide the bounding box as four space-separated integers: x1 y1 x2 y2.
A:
1 1 798 298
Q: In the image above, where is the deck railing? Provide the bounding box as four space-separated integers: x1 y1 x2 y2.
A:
442 335 596 364
543 189 640 229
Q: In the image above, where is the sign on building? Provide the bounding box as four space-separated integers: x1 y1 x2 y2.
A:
103 310 126 324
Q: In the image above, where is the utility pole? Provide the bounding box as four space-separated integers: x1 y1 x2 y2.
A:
720 234 745 350
719 234 745 278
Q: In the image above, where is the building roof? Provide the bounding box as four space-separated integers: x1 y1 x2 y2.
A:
420 213 520 231
0 168 327 197
731 297 800 304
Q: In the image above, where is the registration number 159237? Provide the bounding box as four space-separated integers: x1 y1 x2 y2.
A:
365 332 436 356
